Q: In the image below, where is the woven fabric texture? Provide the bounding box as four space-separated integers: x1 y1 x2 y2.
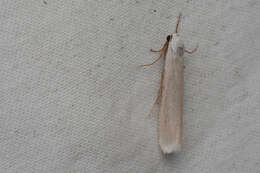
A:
1 0 260 172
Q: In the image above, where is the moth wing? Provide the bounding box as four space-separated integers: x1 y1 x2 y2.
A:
159 41 184 154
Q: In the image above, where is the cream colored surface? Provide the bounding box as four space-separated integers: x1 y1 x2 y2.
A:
0 0 260 173
159 35 184 153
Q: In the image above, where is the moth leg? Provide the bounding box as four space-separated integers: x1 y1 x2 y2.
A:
147 68 165 116
139 53 163 67
139 40 169 67
155 85 162 104
156 68 165 104
185 44 198 54
150 48 163 53
147 87 161 116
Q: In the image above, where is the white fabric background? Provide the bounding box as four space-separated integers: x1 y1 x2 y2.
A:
1 0 260 172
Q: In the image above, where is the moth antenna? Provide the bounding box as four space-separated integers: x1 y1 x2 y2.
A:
175 13 182 33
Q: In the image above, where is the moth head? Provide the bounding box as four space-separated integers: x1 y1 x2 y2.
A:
166 35 172 42
166 34 181 41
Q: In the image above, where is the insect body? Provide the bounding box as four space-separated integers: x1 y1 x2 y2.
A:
141 13 197 154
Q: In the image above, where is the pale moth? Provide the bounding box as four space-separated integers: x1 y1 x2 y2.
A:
140 13 198 154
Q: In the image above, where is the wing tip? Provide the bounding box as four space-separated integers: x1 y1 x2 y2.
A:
160 142 181 154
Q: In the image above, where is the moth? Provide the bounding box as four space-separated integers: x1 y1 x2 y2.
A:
140 13 198 154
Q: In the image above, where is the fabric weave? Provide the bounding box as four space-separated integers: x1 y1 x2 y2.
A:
0 0 260 172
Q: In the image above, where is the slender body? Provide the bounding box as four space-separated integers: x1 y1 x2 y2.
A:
140 13 197 154
159 35 184 153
